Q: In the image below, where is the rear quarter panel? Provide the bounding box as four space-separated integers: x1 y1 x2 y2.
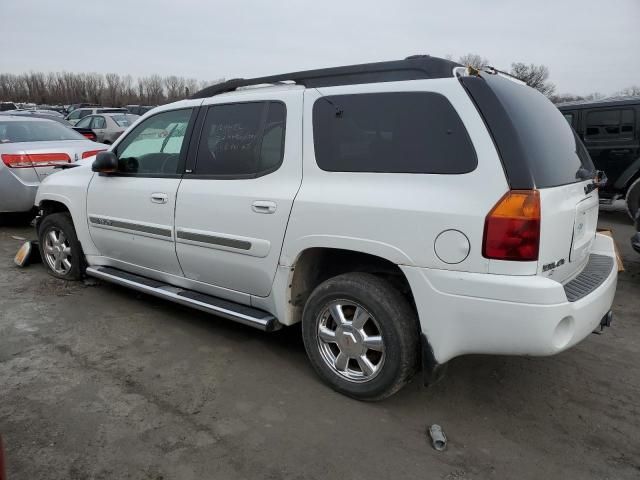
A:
281 79 509 273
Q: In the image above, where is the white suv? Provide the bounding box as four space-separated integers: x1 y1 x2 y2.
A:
34 56 618 400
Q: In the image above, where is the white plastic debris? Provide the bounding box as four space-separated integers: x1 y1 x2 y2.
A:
428 424 447 451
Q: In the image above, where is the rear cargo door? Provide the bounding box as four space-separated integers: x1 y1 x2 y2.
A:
538 181 598 282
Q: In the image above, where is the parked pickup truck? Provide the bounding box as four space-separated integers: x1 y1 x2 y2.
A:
34 56 618 400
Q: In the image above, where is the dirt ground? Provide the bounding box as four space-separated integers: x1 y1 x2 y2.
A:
0 208 638 480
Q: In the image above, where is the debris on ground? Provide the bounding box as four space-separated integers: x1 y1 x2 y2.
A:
428 424 447 451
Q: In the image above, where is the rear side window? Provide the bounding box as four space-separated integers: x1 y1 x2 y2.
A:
194 101 286 177
312 92 476 174
585 109 635 140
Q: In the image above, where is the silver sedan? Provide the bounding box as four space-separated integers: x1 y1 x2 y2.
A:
74 113 139 144
0 115 108 222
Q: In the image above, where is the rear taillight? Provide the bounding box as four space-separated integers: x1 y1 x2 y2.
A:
483 190 540 261
1 153 71 168
82 149 106 159
82 132 97 141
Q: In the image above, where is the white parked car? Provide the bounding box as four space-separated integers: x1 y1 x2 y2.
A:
34 56 618 400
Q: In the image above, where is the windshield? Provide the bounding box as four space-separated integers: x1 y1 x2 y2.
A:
112 114 139 127
0 120 85 143
484 74 594 188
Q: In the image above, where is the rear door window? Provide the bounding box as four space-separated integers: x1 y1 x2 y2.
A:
91 116 106 129
193 101 286 177
313 92 476 174
75 116 93 128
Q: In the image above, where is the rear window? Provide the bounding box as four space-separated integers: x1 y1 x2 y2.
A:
0 120 85 143
312 92 477 174
483 75 594 188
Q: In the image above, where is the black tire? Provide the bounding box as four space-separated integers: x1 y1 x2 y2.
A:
301 272 419 401
625 177 640 222
37 212 85 280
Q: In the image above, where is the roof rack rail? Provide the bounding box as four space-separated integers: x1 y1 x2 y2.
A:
189 55 461 99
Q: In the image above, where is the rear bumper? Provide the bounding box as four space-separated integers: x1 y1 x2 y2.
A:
0 167 39 213
403 233 618 364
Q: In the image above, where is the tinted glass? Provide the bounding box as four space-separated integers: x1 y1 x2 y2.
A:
259 102 286 172
195 102 271 176
586 108 635 139
563 113 573 124
116 108 192 175
67 110 82 120
0 120 85 143
486 75 594 187
313 92 476 173
75 116 93 128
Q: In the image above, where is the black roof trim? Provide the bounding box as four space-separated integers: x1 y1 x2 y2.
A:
557 96 640 110
189 55 461 99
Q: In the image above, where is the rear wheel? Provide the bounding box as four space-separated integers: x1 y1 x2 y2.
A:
626 177 640 222
302 272 419 401
37 213 85 280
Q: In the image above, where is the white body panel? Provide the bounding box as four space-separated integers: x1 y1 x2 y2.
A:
402 233 617 363
34 77 619 368
86 176 183 275
281 80 508 274
174 88 304 296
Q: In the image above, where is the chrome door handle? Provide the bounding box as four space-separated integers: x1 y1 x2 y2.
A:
252 200 277 214
151 193 168 204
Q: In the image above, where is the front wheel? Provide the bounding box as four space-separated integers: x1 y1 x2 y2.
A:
38 213 85 280
302 272 419 401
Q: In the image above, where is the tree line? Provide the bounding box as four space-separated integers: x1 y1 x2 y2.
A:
455 53 639 103
0 72 224 106
2 56 638 106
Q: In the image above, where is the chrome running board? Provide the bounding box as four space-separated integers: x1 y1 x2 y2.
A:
86 266 280 332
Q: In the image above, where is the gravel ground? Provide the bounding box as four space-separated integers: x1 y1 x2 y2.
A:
0 209 639 480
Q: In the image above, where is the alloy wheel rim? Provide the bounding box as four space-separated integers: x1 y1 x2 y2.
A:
316 300 385 383
43 228 72 275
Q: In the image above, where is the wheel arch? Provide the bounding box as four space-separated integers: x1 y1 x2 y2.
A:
285 246 417 328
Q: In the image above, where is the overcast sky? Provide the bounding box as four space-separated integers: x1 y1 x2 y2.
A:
1 0 638 96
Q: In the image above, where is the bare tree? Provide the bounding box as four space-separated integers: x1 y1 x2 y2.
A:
458 53 490 69
140 74 165 104
509 62 556 97
617 85 640 96
104 73 122 106
164 75 186 102
0 71 225 105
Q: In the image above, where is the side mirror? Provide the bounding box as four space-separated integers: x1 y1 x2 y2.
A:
92 151 118 173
